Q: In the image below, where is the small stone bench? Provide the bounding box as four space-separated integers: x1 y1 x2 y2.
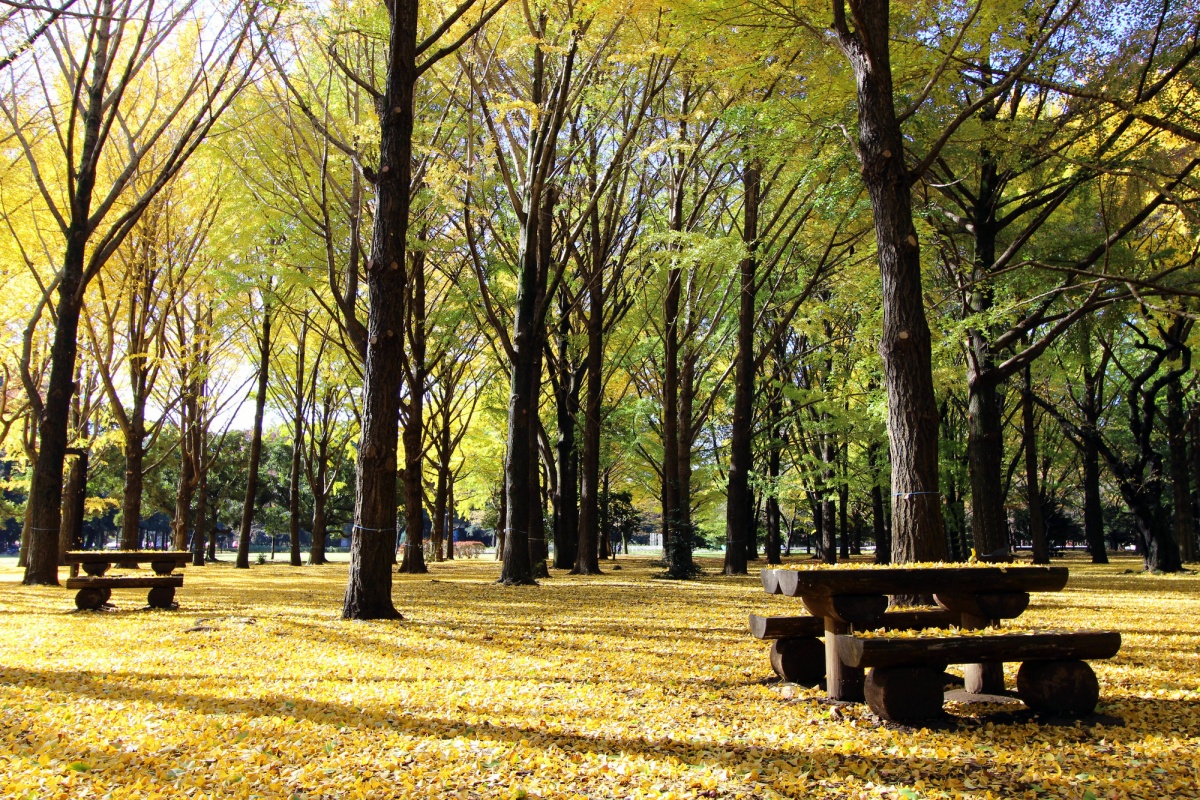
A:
64 551 189 610
835 629 1122 721
749 609 961 684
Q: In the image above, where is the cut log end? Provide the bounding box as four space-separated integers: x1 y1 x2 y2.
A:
865 666 948 722
1016 660 1100 715
769 636 825 686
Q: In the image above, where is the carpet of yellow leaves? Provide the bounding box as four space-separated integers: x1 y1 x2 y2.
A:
1 555 1198 799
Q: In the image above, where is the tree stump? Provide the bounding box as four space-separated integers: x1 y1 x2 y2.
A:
1016 660 1099 715
147 586 177 609
769 636 825 685
74 588 107 610
864 666 947 721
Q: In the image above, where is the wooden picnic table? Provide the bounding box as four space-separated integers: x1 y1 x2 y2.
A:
64 550 190 610
760 565 1074 702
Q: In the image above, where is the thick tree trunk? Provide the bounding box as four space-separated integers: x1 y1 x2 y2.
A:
967 367 1009 555
724 162 760 575
431 463 447 564
342 0 419 619
1192 409 1200 559
236 311 271 569
1022 365 1049 563
310 491 328 565
834 0 946 565
1082 434 1107 563
1168 379 1196 563
120 418 146 551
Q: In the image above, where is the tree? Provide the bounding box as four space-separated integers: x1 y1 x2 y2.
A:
3 0 272 584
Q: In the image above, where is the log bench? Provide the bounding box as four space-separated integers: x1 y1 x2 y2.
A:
749 609 961 684
837 629 1122 721
64 551 190 610
756 565 1120 721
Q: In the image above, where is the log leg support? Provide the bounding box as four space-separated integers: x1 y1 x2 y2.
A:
824 617 863 701
146 586 177 610
1016 660 1099 715
864 666 947 722
769 636 825 686
962 612 1005 694
74 588 106 611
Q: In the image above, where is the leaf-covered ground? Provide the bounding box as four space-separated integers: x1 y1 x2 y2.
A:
1 555 1198 799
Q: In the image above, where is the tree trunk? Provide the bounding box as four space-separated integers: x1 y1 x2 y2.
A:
833 0 946 565
724 162 760 575
236 310 271 569
1022 365 1049 563
1168 378 1196 563
399 240 428 574
554 292 580 571
288 314 307 567
575 242 604 573
193 467 208 567
120 416 146 551
174 387 199 555
342 0 419 619
446 476 455 560
431 457 448 564
967 366 1009 555
58 451 87 562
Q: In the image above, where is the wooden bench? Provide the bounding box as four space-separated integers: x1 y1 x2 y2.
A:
837 629 1122 721
757 565 1121 720
749 609 960 685
64 551 190 610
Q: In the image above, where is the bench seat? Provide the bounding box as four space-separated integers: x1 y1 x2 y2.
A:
833 629 1121 721
837 629 1121 668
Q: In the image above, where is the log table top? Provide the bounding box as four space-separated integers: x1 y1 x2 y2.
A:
762 565 1069 598
65 550 191 564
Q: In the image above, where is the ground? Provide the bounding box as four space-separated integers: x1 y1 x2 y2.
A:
1 554 1197 799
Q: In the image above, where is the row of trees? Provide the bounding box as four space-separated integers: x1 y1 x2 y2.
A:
2 0 1198 618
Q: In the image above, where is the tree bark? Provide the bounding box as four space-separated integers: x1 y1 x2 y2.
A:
288 314 307 567
193 466 208 567
1022 364 1049 563
575 238 604 573
724 162 760 575
236 308 271 569
58 451 87 561
832 0 947 565
554 287 580 571
1168 377 1196 563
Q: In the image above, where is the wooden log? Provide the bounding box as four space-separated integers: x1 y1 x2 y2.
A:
864 666 947 721
775 566 1069 598
151 561 179 576
1016 660 1100 715
749 614 822 639
81 561 111 577
837 630 1121 669
825 617 864 702
776 569 800 597
74 588 107 611
769 637 825 685
64 551 191 565
761 569 781 595
750 609 961 640
803 594 888 628
146 586 178 609
66 575 184 589
935 591 1030 619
